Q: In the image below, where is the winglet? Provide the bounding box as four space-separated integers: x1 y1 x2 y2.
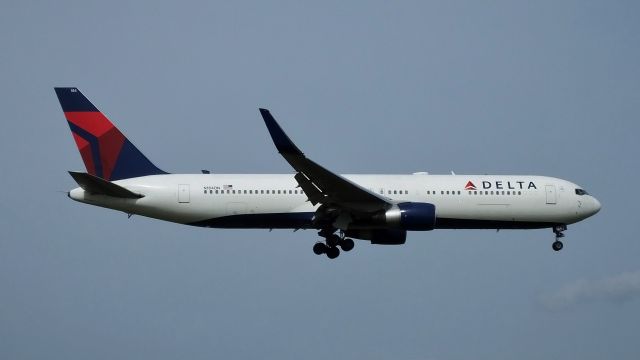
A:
259 108 303 155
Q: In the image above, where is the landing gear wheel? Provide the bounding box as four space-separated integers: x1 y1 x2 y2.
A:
325 246 340 259
551 225 567 252
552 241 564 251
339 238 355 252
327 234 340 247
313 242 327 255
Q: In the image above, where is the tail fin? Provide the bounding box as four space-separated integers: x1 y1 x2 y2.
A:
54 87 166 181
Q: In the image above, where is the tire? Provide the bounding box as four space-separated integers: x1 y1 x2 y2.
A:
326 246 340 259
313 242 326 255
340 238 355 252
552 241 564 251
327 234 340 247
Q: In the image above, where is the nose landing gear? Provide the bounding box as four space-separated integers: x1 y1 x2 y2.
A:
552 225 567 251
312 230 355 259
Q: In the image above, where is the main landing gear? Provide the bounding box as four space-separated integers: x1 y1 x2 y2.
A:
552 225 567 251
313 230 355 259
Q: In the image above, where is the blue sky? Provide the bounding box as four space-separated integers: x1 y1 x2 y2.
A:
1 1 639 359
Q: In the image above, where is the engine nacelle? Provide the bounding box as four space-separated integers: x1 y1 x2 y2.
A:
385 202 436 231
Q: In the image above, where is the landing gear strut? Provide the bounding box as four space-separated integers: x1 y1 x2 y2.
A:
312 230 355 259
552 225 566 251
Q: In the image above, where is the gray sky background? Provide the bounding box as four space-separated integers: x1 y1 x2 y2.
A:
1 1 639 359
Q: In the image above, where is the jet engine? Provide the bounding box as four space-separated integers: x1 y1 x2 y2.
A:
384 202 436 231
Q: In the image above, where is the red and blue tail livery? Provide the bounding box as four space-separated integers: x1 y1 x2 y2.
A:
54 87 166 181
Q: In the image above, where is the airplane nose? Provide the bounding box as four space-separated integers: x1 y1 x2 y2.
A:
591 197 602 215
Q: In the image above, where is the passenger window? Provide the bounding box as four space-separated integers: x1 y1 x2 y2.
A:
518 191 521 195
457 191 460 195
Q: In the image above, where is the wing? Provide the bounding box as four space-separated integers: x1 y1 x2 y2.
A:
259 108 392 214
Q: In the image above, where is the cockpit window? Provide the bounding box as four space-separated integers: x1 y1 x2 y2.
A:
575 189 589 196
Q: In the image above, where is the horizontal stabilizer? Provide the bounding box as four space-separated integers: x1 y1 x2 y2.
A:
69 171 144 199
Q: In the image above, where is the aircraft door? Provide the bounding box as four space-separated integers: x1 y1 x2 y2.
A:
178 184 190 203
545 185 557 204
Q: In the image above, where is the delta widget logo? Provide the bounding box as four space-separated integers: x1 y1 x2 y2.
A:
464 180 538 191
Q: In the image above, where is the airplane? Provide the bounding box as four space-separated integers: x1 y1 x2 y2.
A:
55 87 601 259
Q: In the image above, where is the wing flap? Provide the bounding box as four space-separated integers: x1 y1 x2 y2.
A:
294 172 323 205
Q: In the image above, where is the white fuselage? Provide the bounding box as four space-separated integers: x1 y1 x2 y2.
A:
68 173 601 230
